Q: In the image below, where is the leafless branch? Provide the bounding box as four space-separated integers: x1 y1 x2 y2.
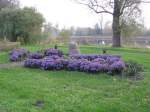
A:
75 0 113 15
74 0 150 17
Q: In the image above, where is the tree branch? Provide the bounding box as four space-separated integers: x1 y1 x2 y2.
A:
75 0 113 15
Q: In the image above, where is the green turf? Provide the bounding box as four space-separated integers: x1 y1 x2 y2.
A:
0 45 150 112
0 51 9 64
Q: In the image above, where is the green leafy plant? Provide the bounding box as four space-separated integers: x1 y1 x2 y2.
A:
123 60 144 76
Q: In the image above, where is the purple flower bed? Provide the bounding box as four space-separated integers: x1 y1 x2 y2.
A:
9 48 29 62
24 53 125 74
9 47 124 75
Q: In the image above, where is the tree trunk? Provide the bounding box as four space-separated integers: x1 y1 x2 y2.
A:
112 0 121 47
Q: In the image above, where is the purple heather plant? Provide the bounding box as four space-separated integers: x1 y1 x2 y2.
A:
41 58 55 70
40 58 65 70
44 55 62 60
24 59 42 68
28 52 44 59
109 60 125 73
106 57 120 65
79 60 90 72
80 61 109 73
92 58 106 64
10 48 29 62
67 59 82 71
44 48 63 57
88 62 102 72
70 54 121 61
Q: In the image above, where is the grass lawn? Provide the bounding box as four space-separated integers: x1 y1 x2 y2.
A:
0 51 9 64
0 45 150 112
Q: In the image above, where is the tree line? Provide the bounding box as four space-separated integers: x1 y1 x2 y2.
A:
0 0 44 44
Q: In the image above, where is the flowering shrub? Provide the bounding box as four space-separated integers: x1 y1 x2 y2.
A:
79 60 91 72
89 62 107 73
41 58 65 70
67 59 82 71
44 55 62 60
28 52 44 59
44 48 63 57
9 48 29 62
24 59 42 68
9 48 64 62
109 60 125 73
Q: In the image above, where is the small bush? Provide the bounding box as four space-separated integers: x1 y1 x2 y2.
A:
24 59 42 68
9 48 29 62
28 52 44 59
44 48 63 57
123 60 144 76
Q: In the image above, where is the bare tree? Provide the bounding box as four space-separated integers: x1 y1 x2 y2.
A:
74 0 148 47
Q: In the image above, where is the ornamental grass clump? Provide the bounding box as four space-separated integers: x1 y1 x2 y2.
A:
123 60 144 76
9 48 29 62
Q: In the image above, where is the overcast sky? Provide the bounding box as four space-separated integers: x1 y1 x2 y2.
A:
19 0 150 29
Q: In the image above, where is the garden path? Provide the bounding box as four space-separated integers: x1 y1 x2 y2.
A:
0 62 23 69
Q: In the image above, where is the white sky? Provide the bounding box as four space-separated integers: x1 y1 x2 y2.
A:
19 0 150 29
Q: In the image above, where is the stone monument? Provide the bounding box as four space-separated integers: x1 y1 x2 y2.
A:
69 41 80 55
